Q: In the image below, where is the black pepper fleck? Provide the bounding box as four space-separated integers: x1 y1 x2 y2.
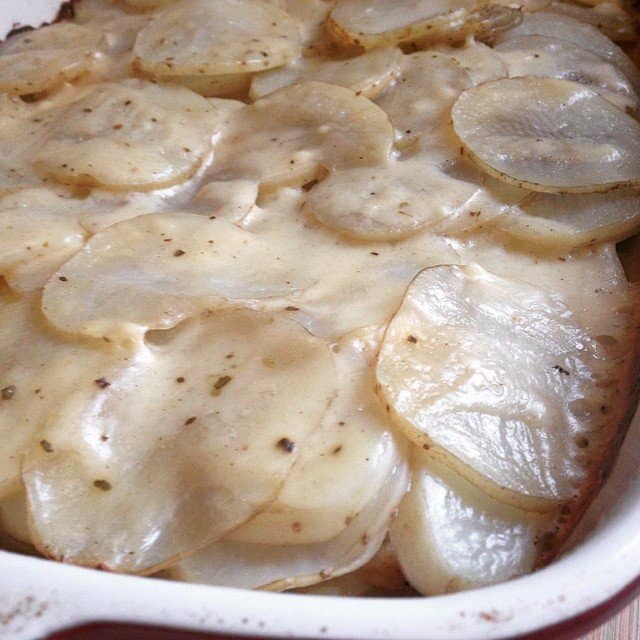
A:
276 437 295 453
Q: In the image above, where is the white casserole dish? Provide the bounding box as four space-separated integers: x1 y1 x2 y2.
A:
0 3 639 639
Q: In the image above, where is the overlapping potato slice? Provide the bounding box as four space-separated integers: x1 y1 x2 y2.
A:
211 81 393 189
193 179 259 223
284 0 337 55
42 212 314 344
23 307 335 573
376 51 471 158
435 40 507 85
497 191 640 250
376 263 638 510
452 77 640 193
326 0 520 50
132 0 300 94
167 441 409 590
34 80 219 191
493 12 640 87
494 35 637 112
0 490 31 545
0 292 119 501
230 328 404 545
303 158 479 240
390 452 556 595
0 23 101 96
250 47 401 100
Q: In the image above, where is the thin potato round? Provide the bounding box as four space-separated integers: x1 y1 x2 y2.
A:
212 81 393 189
230 329 404 545
42 212 314 344
250 47 402 100
497 191 640 249
435 40 507 85
133 0 299 77
303 158 479 240
494 35 637 113
452 77 640 193
390 452 556 595
167 446 409 590
23 307 335 574
376 263 638 510
327 0 520 50
35 80 219 191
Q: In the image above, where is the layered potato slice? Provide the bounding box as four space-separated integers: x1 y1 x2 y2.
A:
376 263 639 510
390 452 557 595
34 80 220 191
211 81 393 189
326 0 520 50
303 158 480 240
435 39 507 85
133 0 300 96
376 51 471 159
23 307 335 574
0 23 102 96
494 35 637 112
497 191 640 250
452 77 640 193
249 47 402 100
41 212 314 344
229 328 406 545
493 12 640 87
0 292 120 501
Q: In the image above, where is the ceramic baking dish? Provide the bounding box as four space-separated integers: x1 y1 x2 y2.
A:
1 3 639 639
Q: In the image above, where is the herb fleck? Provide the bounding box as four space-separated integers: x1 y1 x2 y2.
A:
1 385 16 400
40 439 53 453
211 375 232 395
93 479 112 491
276 437 295 453
94 377 111 389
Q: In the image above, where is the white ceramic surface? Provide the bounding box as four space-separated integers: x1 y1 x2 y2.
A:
0 4 639 639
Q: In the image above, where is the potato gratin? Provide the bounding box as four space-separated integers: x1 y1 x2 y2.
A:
0 0 639 597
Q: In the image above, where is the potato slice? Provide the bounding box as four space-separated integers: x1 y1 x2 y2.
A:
327 0 520 50
303 158 479 240
166 441 409 590
284 0 337 55
435 40 507 85
34 80 219 191
376 263 638 510
212 81 393 189
497 191 640 250
493 12 640 87
0 23 102 96
376 51 471 159
133 0 299 79
0 292 119 501
494 35 637 113
250 47 402 100
42 212 314 344
23 307 335 574
390 452 556 595
229 328 405 545
193 179 259 223
452 77 640 193
0 490 31 545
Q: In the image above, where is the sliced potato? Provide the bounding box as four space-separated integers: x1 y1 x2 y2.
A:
167 441 409 590
42 212 314 344
435 39 507 85
133 0 299 79
390 452 556 595
376 51 471 159
159 73 253 99
23 307 335 574
250 47 402 100
493 12 640 87
35 80 219 191
497 191 640 250
452 77 640 193
284 0 336 55
0 292 119 501
303 158 479 240
327 0 520 50
494 35 637 113
212 81 393 189
193 179 259 223
0 490 31 545
376 263 638 510
230 328 404 545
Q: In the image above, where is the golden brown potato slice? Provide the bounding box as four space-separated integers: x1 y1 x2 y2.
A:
452 77 640 193
23 307 335 574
